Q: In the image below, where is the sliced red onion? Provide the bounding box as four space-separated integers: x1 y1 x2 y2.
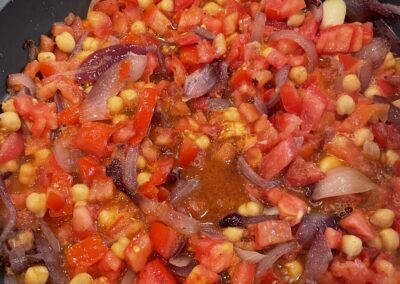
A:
374 19 400 55
76 44 152 84
388 103 400 129
122 146 139 192
34 232 69 284
253 95 269 115
358 60 373 92
256 241 298 278
275 65 290 89
121 269 136 284
199 223 226 240
383 3 400 15
219 213 278 228
192 26 215 41
251 12 266 42
235 247 265 263
80 53 147 121
39 219 61 253
237 156 281 189
208 98 232 110
355 38 390 68
7 73 36 96
135 194 201 235
9 246 28 273
312 167 377 200
344 0 397 22
296 214 333 247
170 179 200 205
157 46 169 79
324 56 344 92
302 230 332 283
184 63 218 101
363 140 380 160
4 274 18 284
169 262 196 278
310 4 323 22
53 138 80 173
70 31 88 58
0 179 16 244
53 92 64 113
216 61 229 95
269 30 318 72
169 254 192 267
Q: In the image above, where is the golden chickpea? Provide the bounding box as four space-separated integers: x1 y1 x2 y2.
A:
342 74 361 92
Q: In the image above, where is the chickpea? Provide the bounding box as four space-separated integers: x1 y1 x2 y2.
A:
336 95 355 116
71 184 90 203
286 259 304 279
55 31 76 53
222 227 244 242
69 273 93 284
0 112 21 132
341 235 363 258
25 266 49 284
37 51 56 63
238 201 263 217
111 237 131 259
203 2 223 16
158 0 174 12
375 259 395 277
342 74 361 92
353 128 374 147
26 193 47 217
289 66 308 85
19 163 36 186
287 13 305 27
319 156 343 173
137 172 152 186
137 0 153 9
370 209 395 229
130 21 147 35
379 228 400 251
195 135 211 150
107 96 124 114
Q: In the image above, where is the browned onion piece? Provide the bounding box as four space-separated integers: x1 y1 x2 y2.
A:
0 179 16 244
169 262 196 278
219 213 278 228
192 26 215 41
7 73 36 96
208 98 232 110
122 146 139 192
358 60 373 92
4 274 18 284
75 44 152 84
184 63 218 101
34 232 70 284
237 156 281 189
312 167 377 200
269 30 318 72
199 224 226 239
251 12 266 42
302 230 332 283
256 241 298 278
9 246 28 274
39 219 61 253
80 53 147 121
170 179 199 206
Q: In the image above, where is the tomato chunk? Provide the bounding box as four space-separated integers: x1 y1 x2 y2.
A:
339 211 375 241
124 231 153 272
255 220 293 249
137 258 176 284
184 265 220 284
231 261 256 284
66 235 108 268
74 122 113 157
0 132 24 164
150 222 179 259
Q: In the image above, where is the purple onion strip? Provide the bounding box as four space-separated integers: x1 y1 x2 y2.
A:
0 179 16 244
237 156 281 189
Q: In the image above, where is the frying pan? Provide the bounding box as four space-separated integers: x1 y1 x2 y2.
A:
0 0 399 94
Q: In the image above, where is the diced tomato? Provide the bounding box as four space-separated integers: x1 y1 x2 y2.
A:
298 12 318 40
143 5 172 35
23 60 40 79
174 0 195 10
338 104 389 133
89 175 114 202
0 132 24 164
58 104 80 125
264 188 307 226
94 250 125 281
266 48 288 69
338 54 360 72
362 22 373 45
300 84 328 132
231 261 256 284
223 12 238 35
140 157 174 198
191 238 234 273
178 6 204 32
238 103 261 123
392 215 400 233
74 122 113 157
330 259 376 283
150 222 179 259
179 45 201 65
175 32 200 46
264 0 306 20
324 227 342 250
46 188 65 211
226 33 250 69
316 23 372 54
261 138 298 180
376 79 396 97
87 11 113 38
179 137 200 167
253 114 280 151
371 123 400 150
51 22 74 36
274 113 302 139
202 16 223 35
325 136 379 176
339 211 375 241
124 231 153 272
184 265 220 284
197 39 216 64
137 258 176 284
93 0 118 16
255 220 293 249
130 88 158 146
285 157 325 187
280 82 302 115
230 69 252 89
66 235 108 268
77 156 105 185
72 205 96 239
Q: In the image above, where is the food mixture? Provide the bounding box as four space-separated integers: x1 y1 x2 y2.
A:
1 0 400 283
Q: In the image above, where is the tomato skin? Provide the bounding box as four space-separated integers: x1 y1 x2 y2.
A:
124 231 153 272
179 138 200 167
74 122 113 157
130 88 159 146
231 261 256 284
137 258 176 284
280 82 302 114
255 220 293 249
77 156 105 185
191 238 234 273
339 211 375 241
66 235 108 268
0 132 24 164
261 138 298 180
184 265 220 284
149 222 179 259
